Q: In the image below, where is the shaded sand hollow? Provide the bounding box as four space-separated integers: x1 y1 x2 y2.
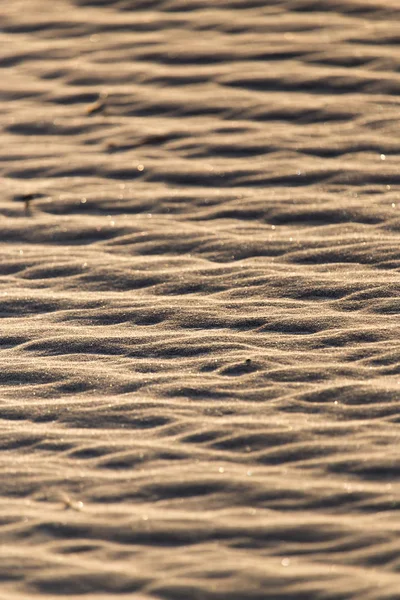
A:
1 0 400 598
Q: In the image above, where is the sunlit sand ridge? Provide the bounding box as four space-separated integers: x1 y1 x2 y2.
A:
0 0 400 598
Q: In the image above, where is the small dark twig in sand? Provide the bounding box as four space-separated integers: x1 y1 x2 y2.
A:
13 192 43 215
86 92 108 115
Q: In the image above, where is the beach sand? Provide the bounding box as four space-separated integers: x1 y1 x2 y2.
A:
1 0 400 598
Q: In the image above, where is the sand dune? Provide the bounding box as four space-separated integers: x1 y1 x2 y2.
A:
1 0 400 598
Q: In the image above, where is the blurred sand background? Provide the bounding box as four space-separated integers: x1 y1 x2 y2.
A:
1 0 400 598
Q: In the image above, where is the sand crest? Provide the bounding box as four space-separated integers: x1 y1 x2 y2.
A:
1 0 400 598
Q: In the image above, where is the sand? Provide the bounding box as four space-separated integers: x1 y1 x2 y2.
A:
0 0 400 598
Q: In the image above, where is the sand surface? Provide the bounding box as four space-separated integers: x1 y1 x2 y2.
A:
1 0 400 598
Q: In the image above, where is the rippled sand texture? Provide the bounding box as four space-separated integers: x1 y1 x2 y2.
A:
1 0 400 598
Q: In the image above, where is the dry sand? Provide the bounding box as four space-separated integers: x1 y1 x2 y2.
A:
1 0 400 598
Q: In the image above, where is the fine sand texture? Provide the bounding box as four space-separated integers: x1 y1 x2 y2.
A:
1 0 400 598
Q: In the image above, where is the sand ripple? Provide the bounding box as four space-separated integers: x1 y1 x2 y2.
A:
1 0 400 598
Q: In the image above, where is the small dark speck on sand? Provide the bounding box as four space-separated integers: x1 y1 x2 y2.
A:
14 193 44 215
105 141 118 152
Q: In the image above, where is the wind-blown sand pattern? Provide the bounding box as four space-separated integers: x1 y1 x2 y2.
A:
1 0 400 598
